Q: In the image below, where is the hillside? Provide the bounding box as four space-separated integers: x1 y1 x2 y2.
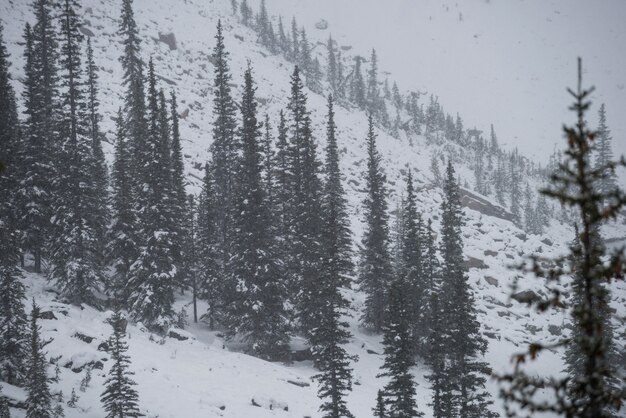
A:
1 0 625 417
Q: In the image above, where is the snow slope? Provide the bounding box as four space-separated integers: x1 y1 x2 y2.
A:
1 0 625 416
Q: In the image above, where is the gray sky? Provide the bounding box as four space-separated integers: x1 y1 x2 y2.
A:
256 0 626 167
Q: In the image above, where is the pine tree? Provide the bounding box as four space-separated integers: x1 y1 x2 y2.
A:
210 20 238 278
277 16 291 58
400 170 427 354
594 104 617 208
498 60 625 418
523 183 536 233
196 163 222 329
439 162 496 417
366 49 381 118
312 95 355 418
290 17 300 63
563 229 622 418
0 22 28 387
326 36 338 96
226 65 290 360
350 56 366 109
125 60 176 330
373 390 386 418
392 82 403 110
358 116 392 332
0 386 9 418
49 0 105 304
377 278 423 418
285 67 325 342
25 302 53 418
108 109 139 302
100 311 141 418
239 0 252 26
169 91 188 289
509 156 521 225
85 36 109 250
17 0 60 274
256 0 270 46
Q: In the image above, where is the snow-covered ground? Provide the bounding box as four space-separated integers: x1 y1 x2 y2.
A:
1 0 625 416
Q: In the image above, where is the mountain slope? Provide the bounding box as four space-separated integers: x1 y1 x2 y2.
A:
1 0 625 417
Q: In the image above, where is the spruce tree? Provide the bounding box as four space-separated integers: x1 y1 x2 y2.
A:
226 65 289 360
439 161 495 418
25 302 54 418
0 386 9 418
312 95 355 418
108 109 139 302
18 0 60 273
350 56 366 109
125 61 176 330
509 156 521 225
50 0 105 304
498 59 625 418
400 170 428 354
0 22 28 387
290 17 300 63
196 163 222 329
85 36 109 250
377 278 423 418
277 16 291 58
326 36 338 96
100 311 141 418
366 49 381 118
358 116 392 332
594 104 617 207
285 66 325 342
210 20 237 278
169 91 188 289
373 390 386 418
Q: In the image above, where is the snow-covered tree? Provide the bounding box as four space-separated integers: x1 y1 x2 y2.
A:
377 278 423 418
100 311 141 418
25 303 54 418
226 65 290 360
358 116 392 332
594 104 617 208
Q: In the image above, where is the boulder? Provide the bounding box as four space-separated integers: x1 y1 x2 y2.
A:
464 256 488 270
315 19 329 30
168 329 189 341
158 32 177 50
291 348 313 362
73 332 95 344
79 26 95 37
484 276 499 286
484 249 498 257
548 324 562 336
511 290 540 304
459 188 515 222
541 238 553 246
40 310 57 320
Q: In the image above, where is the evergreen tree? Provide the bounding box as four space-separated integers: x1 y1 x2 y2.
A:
18 0 60 274
509 156 521 225
350 56 366 109
100 311 141 418
373 390 386 418
125 60 176 330
594 104 617 207
49 0 105 304
400 171 427 354
498 61 625 418
366 49 381 118
108 109 139 302
196 163 221 329
312 96 355 418
25 303 53 418
226 65 290 360
326 36 338 96
290 17 300 63
392 82 403 110
277 16 290 58
358 116 392 332
210 20 238 278
523 183 536 233
285 67 325 342
85 36 109 249
0 22 28 387
169 91 188 288
439 162 496 417
377 278 423 418
239 0 252 26
493 155 506 206
563 230 622 418
0 386 9 418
